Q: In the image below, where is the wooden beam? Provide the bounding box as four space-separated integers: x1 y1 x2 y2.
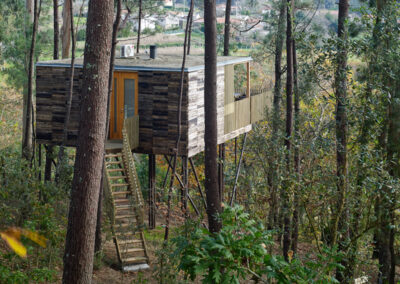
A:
189 157 207 210
246 61 250 97
182 156 188 214
229 133 247 206
148 154 156 229
218 143 225 204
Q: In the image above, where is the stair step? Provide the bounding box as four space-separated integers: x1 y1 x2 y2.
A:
111 183 129 187
118 239 143 245
114 198 130 203
121 248 145 253
115 223 135 228
107 161 123 165
115 214 136 219
115 204 133 209
112 191 131 195
109 176 127 180
122 256 148 264
115 231 140 236
105 154 122 158
108 168 125 172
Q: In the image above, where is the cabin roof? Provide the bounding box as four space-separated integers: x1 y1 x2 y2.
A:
36 54 252 72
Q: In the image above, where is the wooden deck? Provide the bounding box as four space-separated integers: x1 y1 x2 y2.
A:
106 140 123 153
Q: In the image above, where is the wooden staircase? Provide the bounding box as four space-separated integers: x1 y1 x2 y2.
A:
103 125 149 271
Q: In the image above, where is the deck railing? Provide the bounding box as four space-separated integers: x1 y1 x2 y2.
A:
224 91 272 134
123 115 140 150
122 123 145 225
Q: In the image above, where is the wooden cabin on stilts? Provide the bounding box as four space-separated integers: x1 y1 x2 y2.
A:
35 51 271 271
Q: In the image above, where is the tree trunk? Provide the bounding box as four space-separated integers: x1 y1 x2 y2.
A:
331 0 349 248
44 145 53 182
291 39 299 255
282 0 294 261
223 0 232 56
163 0 194 241
61 0 71 59
267 0 285 231
56 0 76 183
62 0 113 282
95 0 122 255
26 0 34 22
22 0 40 162
44 0 59 181
204 0 222 233
381 74 400 284
136 0 142 54
376 2 396 282
332 0 349 281
187 0 194 55
53 0 59 59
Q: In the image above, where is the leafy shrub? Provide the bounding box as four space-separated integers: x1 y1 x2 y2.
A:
0 146 69 283
171 205 341 283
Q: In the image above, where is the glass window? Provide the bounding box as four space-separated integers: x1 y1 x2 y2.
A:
124 79 135 118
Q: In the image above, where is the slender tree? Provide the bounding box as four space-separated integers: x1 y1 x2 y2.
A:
204 0 222 233
23 0 41 161
95 0 122 254
282 0 294 261
267 0 286 231
136 0 142 54
62 0 113 282
26 0 34 22
291 39 299 255
164 0 194 241
44 0 59 181
61 0 71 58
378 2 398 282
187 0 194 55
56 0 76 183
53 0 59 60
330 0 350 281
223 0 232 56
331 0 349 248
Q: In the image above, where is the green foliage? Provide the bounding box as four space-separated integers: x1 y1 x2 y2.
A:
0 146 69 283
0 0 53 91
76 29 86 41
171 205 340 283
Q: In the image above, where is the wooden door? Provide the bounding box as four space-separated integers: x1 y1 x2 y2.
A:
109 72 139 139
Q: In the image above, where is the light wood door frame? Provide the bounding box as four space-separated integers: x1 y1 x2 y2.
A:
109 71 139 139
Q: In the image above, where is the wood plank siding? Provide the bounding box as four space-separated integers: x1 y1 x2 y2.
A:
36 66 83 146
135 71 189 156
187 67 225 157
35 57 257 158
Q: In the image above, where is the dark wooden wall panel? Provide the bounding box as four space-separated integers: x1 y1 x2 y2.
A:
136 71 189 156
36 66 83 146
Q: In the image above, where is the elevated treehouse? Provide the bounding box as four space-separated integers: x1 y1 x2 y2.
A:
35 53 271 270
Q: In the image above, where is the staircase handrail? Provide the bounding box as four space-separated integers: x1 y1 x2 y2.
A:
122 123 145 225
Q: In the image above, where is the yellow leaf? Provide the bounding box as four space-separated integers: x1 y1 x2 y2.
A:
0 231 27 258
21 229 47 248
287 250 293 263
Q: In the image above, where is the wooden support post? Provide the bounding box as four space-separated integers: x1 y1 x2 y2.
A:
182 156 188 214
246 61 251 97
162 158 171 189
148 154 156 229
38 144 42 181
189 157 207 210
218 143 225 204
230 133 248 206
234 137 237 169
